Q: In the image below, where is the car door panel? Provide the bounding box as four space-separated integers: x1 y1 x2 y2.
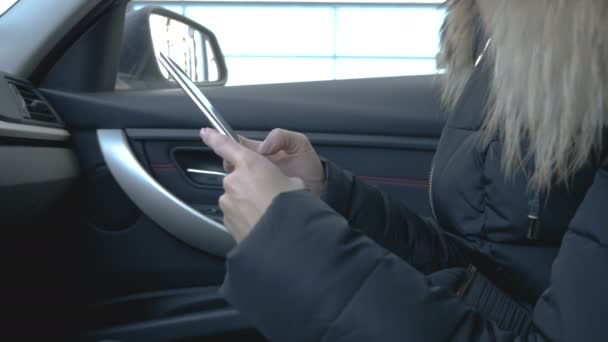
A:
39 75 444 340
124 128 438 221
42 75 443 136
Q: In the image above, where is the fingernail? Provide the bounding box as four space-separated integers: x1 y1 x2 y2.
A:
200 128 206 136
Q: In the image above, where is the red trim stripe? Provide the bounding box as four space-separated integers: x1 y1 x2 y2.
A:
148 165 427 188
151 163 177 171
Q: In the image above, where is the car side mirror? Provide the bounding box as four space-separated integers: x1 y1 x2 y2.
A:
118 6 228 89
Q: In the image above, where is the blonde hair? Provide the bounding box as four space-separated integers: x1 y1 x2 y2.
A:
441 0 608 192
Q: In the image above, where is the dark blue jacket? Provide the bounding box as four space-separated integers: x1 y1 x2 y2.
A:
220 63 608 341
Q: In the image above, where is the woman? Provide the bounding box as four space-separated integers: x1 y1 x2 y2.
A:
201 0 608 340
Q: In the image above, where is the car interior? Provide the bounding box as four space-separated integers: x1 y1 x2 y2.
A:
1 0 445 340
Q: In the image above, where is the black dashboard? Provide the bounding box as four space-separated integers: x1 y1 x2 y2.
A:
0 72 79 227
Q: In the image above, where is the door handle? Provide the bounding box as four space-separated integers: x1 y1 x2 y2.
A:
186 169 227 177
185 168 226 187
97 129 235 256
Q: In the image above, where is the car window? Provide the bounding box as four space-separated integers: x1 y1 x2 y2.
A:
117 0 445 88
0 0 20 16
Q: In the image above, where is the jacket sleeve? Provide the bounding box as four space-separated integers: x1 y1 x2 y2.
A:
319 160 469 273
220 160 608 342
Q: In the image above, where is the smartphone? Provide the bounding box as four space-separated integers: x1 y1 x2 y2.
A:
156 52 238 142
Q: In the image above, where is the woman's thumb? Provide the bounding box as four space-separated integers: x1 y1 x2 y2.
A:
259 129 288 155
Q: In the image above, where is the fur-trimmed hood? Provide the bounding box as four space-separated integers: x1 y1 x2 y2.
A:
439 0 608 191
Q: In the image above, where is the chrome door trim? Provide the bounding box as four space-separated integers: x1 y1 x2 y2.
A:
97 129 234 256
0 119 69 141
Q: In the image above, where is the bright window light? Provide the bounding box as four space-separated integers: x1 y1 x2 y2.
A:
0 0 19 16
129 1 445 86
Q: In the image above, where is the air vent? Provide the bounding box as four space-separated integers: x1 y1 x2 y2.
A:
8 80 59 124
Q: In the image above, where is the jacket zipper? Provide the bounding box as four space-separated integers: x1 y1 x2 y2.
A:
428 163 438 221
426 40 491 224
526 189 542 240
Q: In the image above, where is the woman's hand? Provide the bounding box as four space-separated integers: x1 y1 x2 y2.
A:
228 129 325 197
201 128 306 242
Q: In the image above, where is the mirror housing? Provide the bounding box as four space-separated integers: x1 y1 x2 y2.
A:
118 6 228 89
